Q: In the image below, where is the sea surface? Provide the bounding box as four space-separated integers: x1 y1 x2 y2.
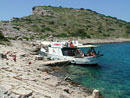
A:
59 42 130 98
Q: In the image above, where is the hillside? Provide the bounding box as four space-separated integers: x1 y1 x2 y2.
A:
0 31 9 44
1 6 130 39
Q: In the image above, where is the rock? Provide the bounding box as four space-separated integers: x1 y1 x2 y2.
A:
20 54 27 57
17 36 23 40
64 76 72 81
11 87 33 97
9 93 21 98
11 17 20 21
30 52 38 55
13 76 23 80
60 94 70 98
8 72 17 77
0 53 7 59
64 89 70 94
0 86 7 97
35 56 44 60
30 45 40 53
92 89 100 98
32 6 54 16
0 84 12 92
1 65 10 70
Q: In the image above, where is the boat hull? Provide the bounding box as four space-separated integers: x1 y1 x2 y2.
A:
40 51 100 65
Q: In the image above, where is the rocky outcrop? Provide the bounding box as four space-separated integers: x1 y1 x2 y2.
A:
0 21 35 40
32 6 54 16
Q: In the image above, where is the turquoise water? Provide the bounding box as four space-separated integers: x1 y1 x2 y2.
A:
63 42 130 98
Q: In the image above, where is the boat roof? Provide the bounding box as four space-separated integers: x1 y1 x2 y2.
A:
77 45 99 48
41 41 51 46
41 41 98 48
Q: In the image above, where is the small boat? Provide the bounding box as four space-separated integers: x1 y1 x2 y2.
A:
40 40 103 65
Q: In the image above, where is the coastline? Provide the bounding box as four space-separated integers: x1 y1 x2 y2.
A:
0 40 103 98
78 38 130 44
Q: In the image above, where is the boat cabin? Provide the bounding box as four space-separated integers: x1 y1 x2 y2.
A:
41 40 103 64
47 41 99 58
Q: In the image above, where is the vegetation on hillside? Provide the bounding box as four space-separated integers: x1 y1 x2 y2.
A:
0 31 9 44
0 31 8 41
11 6 130 39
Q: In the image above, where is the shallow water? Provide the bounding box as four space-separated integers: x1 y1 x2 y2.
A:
61 42 130 98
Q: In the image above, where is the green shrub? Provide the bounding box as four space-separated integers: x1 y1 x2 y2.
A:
76 29 86 37
126 29 130 33
103 33 110 37
7 37 17 40
23 36 29 41
41 25 53 32
107 28 115 32
49 21 55 25
30 36 35 40
80 8 84 10
70 29 91 38
97 25 103 33
0 31 9 41
54 33 68 38
126 24 130 34
40 34 49 39
13 26 20 30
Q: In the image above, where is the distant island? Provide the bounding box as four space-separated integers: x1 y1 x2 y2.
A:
0 6 130 41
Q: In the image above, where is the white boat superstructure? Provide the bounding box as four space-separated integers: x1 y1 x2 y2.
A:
40 40 103 65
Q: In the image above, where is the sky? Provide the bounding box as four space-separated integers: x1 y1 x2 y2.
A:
0 0 130 22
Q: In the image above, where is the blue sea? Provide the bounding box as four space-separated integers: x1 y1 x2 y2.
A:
62 42 130 98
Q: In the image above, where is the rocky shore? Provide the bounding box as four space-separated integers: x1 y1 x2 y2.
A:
79 38 130 44
0 40 103 98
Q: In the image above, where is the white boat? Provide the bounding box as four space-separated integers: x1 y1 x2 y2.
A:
40 40 103 65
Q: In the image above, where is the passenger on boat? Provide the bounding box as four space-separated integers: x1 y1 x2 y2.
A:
87 47 96 57
65 41 69 47
69 39 74 47
69 40 74 47
92 49 96 57
80 51 84 57
75 48 84 58
87 49 91 56
70 41 74 47
65 39 74 47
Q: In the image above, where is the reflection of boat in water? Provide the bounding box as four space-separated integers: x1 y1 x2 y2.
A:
40 40 103 65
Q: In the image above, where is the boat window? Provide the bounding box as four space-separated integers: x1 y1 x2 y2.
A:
79 48 87 54
79 47 100 56
62 48 76 56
